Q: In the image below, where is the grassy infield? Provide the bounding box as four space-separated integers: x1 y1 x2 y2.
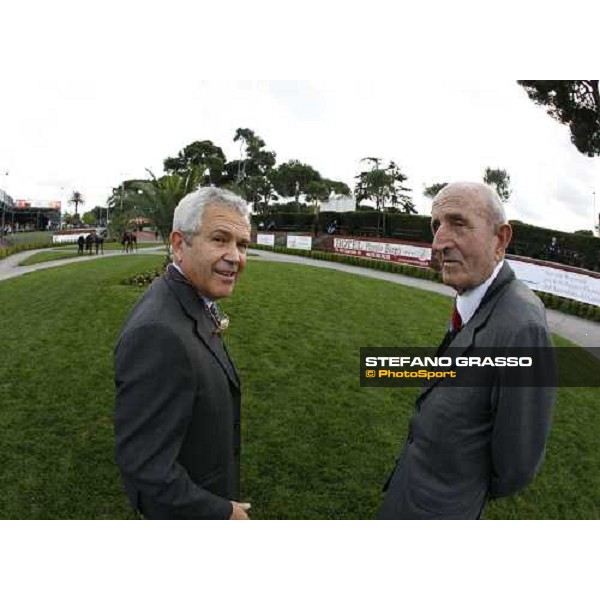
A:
0 254 598 519
18 242 161 266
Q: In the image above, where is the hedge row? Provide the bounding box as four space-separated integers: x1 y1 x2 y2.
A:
535 291 600 322
509 222 600 271
252 211 433 241
251 244 600 323
251 212 600 271
251 243 442 282
0 241 56 260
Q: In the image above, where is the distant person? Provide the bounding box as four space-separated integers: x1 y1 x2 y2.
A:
326 218 338 234
94 234 104 255
266 219 276 231
114 187 252 519
77 235 85 255
379 182 556 520
85 234 94 254
548 236 559 260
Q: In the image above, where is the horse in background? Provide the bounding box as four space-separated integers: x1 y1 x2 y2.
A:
121 231 137 253
85 234 94 254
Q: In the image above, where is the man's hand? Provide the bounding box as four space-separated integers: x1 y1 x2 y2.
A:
230 501 251 520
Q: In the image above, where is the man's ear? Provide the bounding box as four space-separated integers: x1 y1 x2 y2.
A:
496 223 512 257
170 231 185 263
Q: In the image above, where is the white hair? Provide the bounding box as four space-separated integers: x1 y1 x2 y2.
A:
172 187 250 236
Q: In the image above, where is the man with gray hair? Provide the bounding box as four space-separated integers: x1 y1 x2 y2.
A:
379 182 556 519
114 187 252 519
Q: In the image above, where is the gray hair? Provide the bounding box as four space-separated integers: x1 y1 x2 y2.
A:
433 182 507 230
172 186 250 237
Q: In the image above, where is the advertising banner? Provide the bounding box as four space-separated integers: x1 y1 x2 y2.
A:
287 235 312 251
508 259 600 307
333 237 431 267
256 233 275 247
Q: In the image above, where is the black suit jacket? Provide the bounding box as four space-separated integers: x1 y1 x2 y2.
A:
114 266 241 519
379 263 556 519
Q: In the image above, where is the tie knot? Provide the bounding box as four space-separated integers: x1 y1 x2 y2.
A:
451 305 462 332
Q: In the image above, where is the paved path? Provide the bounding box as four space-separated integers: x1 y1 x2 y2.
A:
0 246 165 282
1 246 598 348
250 249 600 349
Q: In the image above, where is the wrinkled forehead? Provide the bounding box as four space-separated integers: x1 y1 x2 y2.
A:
432 190 489 220
201 205 251 232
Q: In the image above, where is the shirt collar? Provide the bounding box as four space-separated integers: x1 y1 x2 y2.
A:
170 262 214 307
455 260 504 326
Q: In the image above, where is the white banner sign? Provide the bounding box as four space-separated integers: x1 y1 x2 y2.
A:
287 235 312 251
508 259 600 307
333 237 431 266
52 234 84 244
256 233 275 247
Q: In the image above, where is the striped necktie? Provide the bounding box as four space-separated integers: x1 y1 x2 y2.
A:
207 302 220 325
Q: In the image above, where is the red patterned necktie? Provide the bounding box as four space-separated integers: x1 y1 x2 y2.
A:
451 304 463 332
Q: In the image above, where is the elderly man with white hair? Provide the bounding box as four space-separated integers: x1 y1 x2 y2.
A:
379 182 556 519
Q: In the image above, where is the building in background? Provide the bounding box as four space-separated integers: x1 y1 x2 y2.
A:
1 198 62 232
319 194 355 213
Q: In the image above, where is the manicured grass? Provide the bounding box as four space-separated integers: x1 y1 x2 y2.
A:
53 241 161 251
18 250 88 266
19 245 164 266
0 255 598 519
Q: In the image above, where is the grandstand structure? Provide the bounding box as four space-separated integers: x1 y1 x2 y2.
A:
0 191 61 233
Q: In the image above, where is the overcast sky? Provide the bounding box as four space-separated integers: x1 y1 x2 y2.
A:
1 5 598 235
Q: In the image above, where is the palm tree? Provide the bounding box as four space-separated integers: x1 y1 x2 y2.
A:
68 191 85 218
123 167 203 257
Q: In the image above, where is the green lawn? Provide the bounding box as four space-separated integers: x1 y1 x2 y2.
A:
52 241 161 251
19 244 164 266
18 250 87 266
0 255 598 519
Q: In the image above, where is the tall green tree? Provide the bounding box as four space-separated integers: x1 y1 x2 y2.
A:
518 80 600 157
163 140 227 185
115 168 202 255
423 182 448 199
68 191 85 217
270 160 322 211
225 128 277 211
227 128 277 182
82 206 107 226
483 167 511 202
354 158 414 235
354 158 414 213
305 179 351 213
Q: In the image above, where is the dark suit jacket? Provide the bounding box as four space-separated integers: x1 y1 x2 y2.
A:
114 266 241 519
379 262 556 519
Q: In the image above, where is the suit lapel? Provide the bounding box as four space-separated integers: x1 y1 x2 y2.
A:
163 268 241 389
416 262 515 404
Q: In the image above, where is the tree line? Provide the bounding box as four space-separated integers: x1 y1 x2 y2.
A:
66 81 600 238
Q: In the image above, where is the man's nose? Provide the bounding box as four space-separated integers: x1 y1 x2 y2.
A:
223 241 240 263
432 225 452 251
